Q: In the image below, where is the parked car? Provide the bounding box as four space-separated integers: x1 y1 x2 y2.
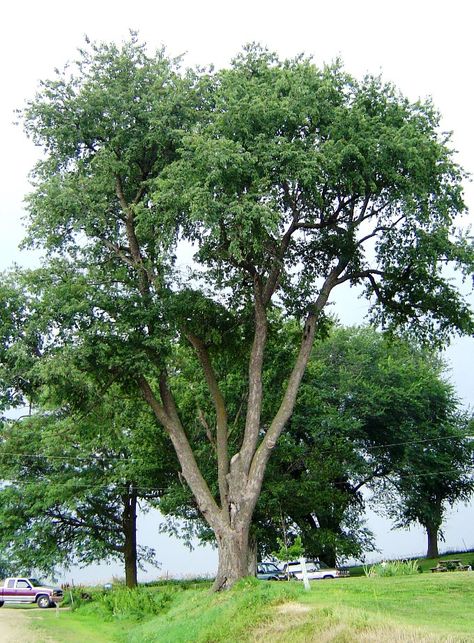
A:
0 577 64 608
281 559 349 580
256 562 285 580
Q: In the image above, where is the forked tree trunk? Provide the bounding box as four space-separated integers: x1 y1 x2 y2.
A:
123 491 138 588
213 524 251 591
139 271 338 591
426 523 440 559
117 150 344 593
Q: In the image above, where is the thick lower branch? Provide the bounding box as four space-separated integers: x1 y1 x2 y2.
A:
138 375 223 532
247 268 342 510
186 332 230 521
240 282 267 475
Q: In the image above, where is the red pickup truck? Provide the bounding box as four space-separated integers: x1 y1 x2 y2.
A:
0 577 64 608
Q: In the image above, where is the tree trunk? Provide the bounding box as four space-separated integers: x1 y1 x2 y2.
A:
302 513 339 567
247 530 257 576
140 278 338 591
123 491 138 588
319 546 337 569
213 525 250 591
426 523 439 559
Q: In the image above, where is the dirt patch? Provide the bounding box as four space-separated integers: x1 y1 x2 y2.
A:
277 602 312 614
0 607 55 642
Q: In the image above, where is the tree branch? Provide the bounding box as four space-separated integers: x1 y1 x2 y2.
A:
138 374 223 531
245 265 344 518
239 278 268 476
334 268 385 286
355 214 406 248
197 407 217 450
186 331 230 521
100 236 135 268
115 175 150 297
262 214 299 305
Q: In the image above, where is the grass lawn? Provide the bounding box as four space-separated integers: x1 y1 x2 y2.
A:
28 608 134 642
28 609 136 643
298 573 474 638
31 571 474 642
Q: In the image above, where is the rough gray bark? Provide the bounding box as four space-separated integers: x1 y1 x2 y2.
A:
213 524 251 591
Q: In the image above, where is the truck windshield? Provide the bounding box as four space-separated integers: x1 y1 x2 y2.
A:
28 578 43 587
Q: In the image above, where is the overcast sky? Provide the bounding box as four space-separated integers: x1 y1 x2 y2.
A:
1 0 473 581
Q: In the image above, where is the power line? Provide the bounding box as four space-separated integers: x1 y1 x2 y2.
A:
361 433 474 452
0 430 472 465
0 465 471 495
0 452 138 462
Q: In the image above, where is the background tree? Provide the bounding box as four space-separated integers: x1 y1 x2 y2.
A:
378 413 474 558
13 38 474 589
0 318 178 587
276 327 474 565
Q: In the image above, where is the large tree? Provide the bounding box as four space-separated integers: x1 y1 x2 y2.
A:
0 276 177 587
13 37 473 589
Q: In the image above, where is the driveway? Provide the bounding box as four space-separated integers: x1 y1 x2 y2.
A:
0 607 55 642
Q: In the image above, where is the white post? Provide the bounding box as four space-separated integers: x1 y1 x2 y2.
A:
299 557 311 591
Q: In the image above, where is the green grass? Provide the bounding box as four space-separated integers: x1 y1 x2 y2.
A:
29 569 474 642
126 573 474 642
127 577 301 642
31 610 132 642
299 573 474 637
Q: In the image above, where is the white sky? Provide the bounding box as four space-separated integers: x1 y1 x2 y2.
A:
1 0 473 581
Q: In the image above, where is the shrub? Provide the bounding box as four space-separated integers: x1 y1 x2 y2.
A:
97 586 173 621
64 585 174 621
62 587 97 609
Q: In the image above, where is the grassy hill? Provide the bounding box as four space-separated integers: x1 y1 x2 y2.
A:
30 566 474 642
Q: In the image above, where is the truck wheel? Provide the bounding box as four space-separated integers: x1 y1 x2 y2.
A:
323 575 334 579
37 595 51 609
0 601 4 607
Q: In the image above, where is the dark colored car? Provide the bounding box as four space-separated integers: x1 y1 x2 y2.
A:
256 562 285 580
